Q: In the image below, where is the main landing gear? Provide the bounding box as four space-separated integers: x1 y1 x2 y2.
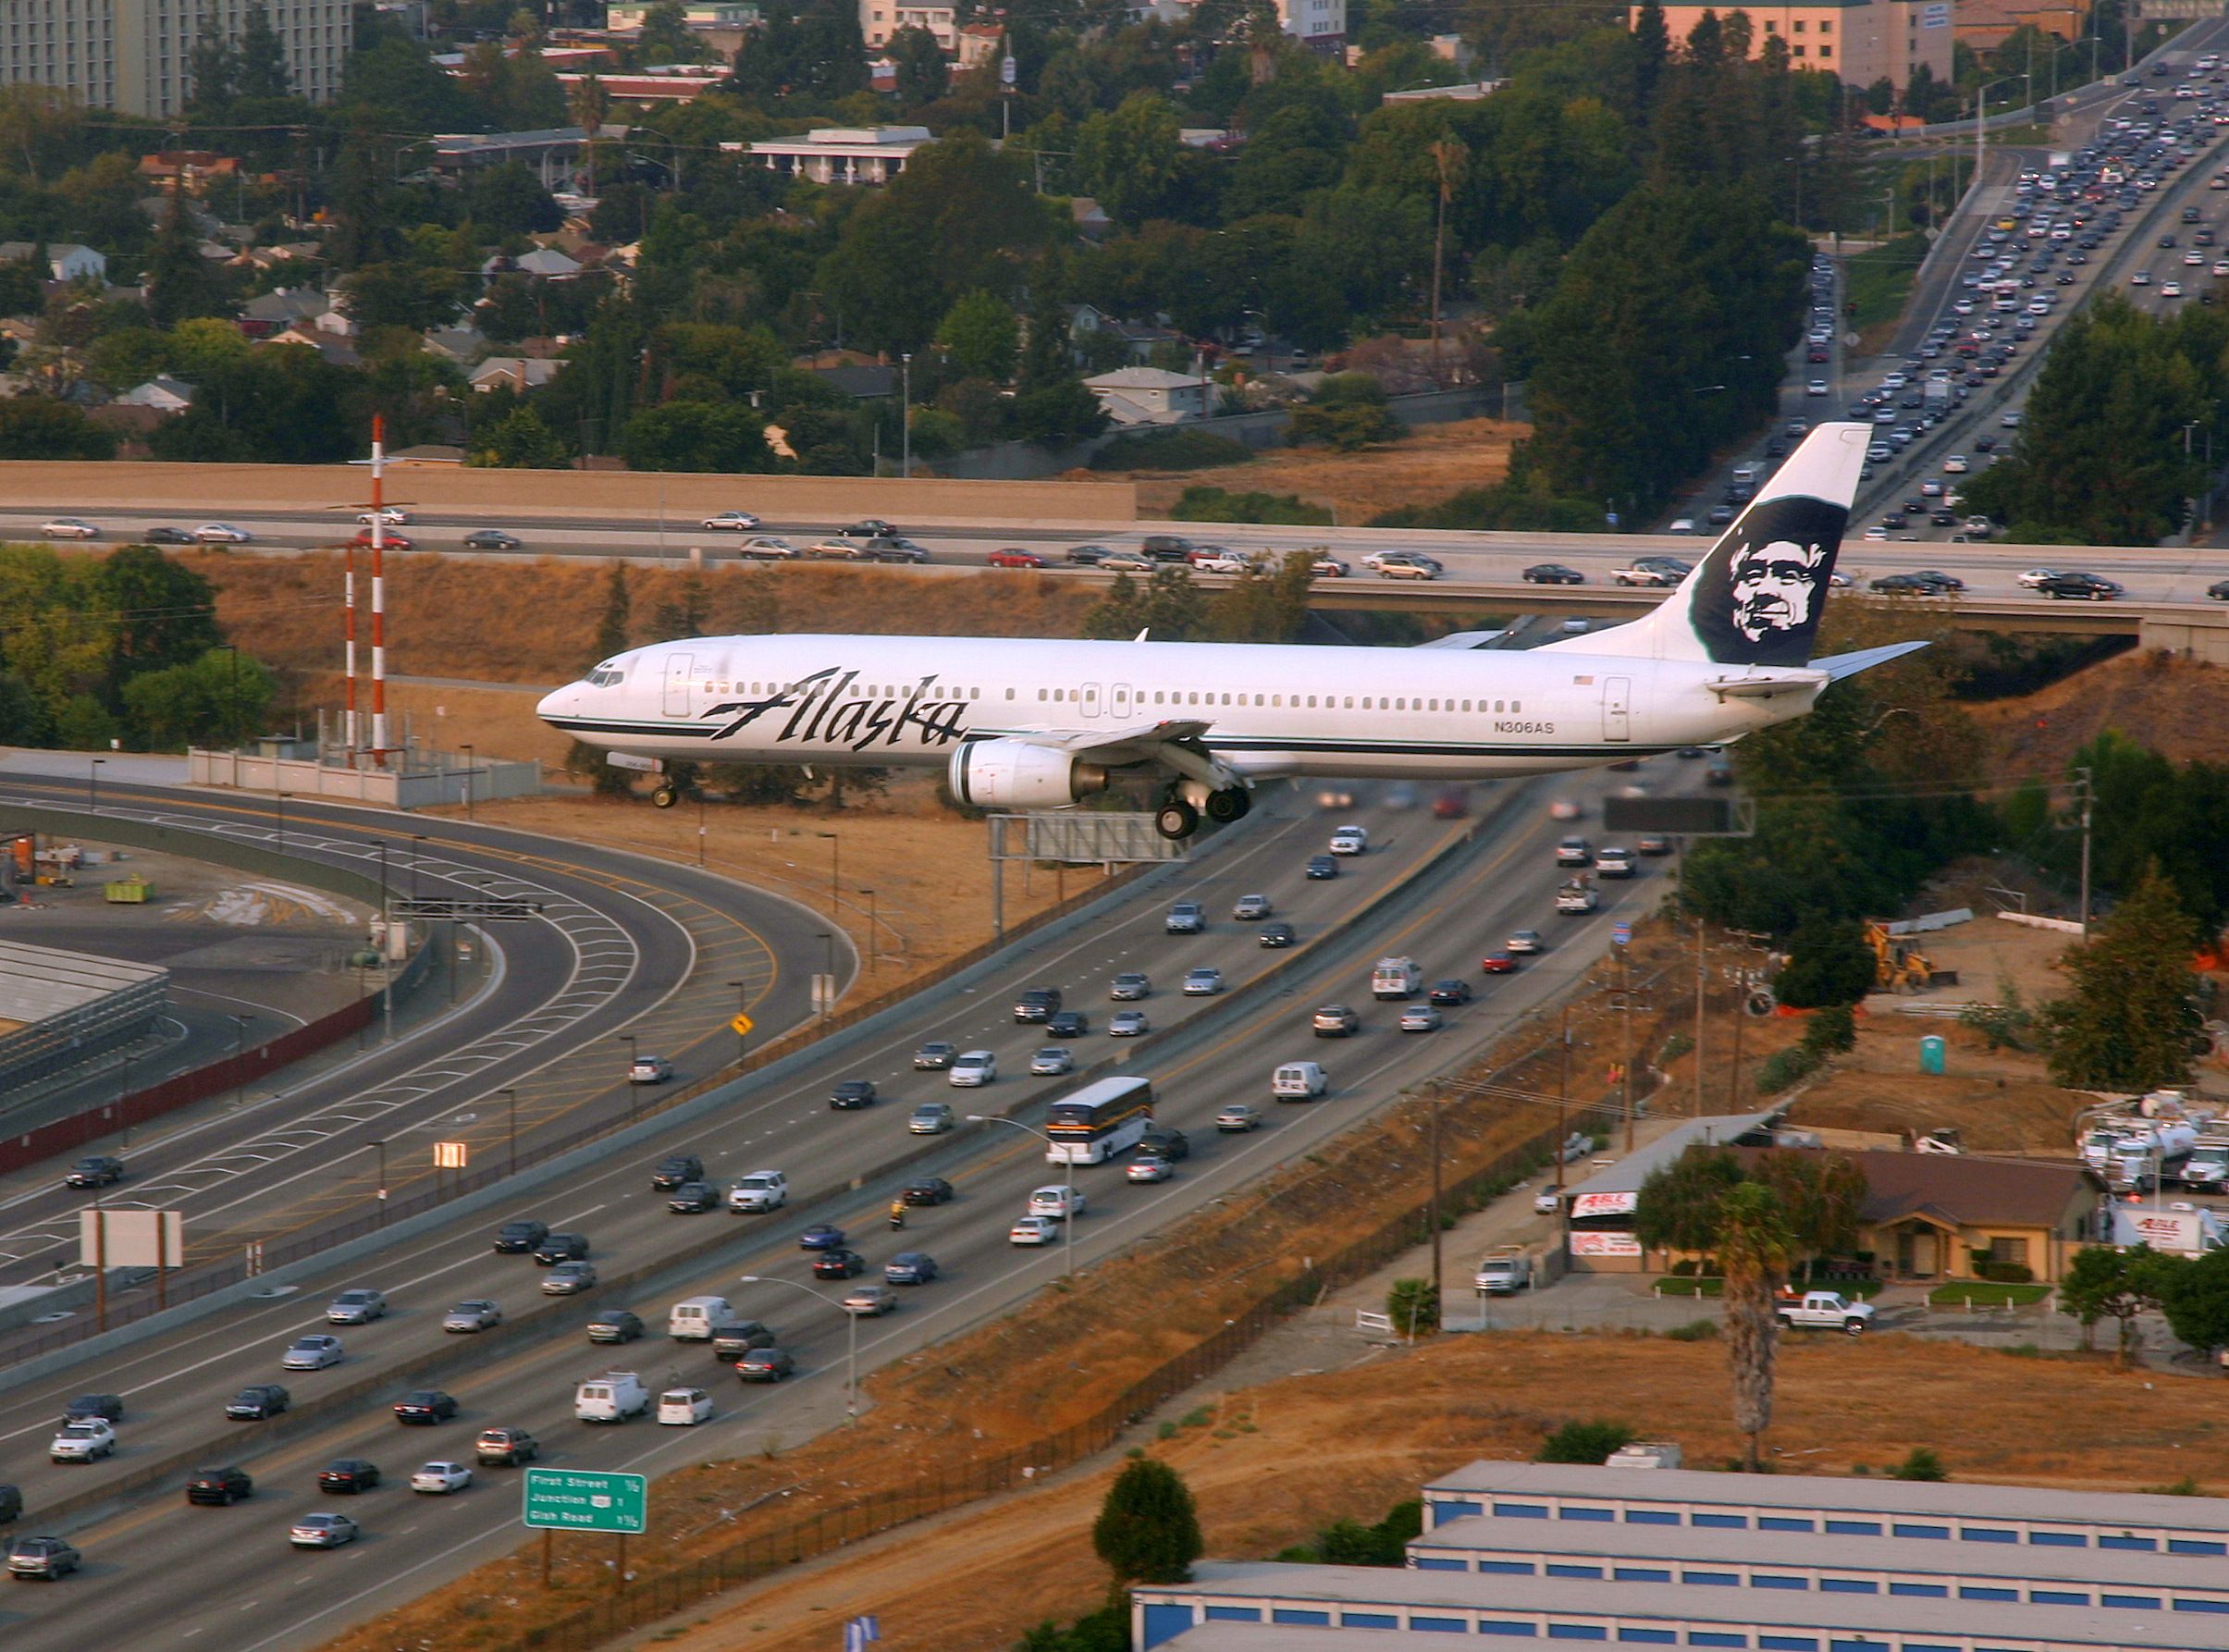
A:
1153 783 1250 842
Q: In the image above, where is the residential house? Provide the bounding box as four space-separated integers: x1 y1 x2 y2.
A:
266 323 362 366
1083 366 1213 425
469 356 564 393
115 376 195 413
1840 1150 2107 1285
1069 197 1113 240
956 22 1004 68
1067 305 1184 365
0 243 108 284
240 286 331 338
514 247 584 280
135 152 241 192
804 363 898 400
422 326 490 366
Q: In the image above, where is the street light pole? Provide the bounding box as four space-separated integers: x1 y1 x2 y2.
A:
817 931 834 1020
461 743 475 821
738 1275 859 1424
969 1115 1074 1276
501 1087 518 1176
859 887 876 976
818 831 840 923
368 1137 388 1225
900 352 912 478
229 1013 253 1106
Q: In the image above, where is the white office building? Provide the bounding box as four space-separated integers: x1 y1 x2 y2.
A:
0 0 351 118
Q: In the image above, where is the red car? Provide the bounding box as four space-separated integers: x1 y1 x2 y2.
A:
351 529 415 551
1480 951 1521 975
986 548 1048 568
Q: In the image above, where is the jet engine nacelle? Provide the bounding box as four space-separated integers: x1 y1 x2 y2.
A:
947 740 1111 809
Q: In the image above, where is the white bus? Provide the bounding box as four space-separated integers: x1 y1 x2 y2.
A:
1044 1076 1154 1165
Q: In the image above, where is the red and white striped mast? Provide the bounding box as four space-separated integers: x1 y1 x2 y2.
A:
343 521 358 762
369 414 389 768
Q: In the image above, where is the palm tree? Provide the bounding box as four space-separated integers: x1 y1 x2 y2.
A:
1716 1180 1794 1472
567 73 610 195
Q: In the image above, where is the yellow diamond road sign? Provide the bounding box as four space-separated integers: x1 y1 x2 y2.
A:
730 1012 754 1037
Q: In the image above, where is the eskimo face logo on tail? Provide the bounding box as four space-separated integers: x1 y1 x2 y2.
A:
1688 495 1847 667
698 666 971 753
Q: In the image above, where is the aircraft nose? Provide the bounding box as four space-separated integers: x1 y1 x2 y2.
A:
536 684 573 721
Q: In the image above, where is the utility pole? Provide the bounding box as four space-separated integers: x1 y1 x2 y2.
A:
2075 765 2094 945
1694 915 1708 1117
1428 1086 1444 1312
1554 1005 1571 1197
1621 946 1637 1153
1426 139 1464 389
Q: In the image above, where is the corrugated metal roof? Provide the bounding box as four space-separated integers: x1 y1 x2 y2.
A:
0 940 165 1023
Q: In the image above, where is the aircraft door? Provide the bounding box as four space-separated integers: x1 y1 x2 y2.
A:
1080 682 1103 719
1601 675 1632 743
663 653 694 718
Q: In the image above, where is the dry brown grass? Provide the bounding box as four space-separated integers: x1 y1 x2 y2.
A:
1968 647 2229 772
1114 417 1522 524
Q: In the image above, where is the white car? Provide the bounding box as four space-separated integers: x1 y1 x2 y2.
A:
358 507 409 525
411 1461 474 1495
1328 825 1368 856
728 1169 788 1212
2015 567 2060 590
41 517 99 538
1009 1215 1061 1246
1028 1046 1074 1077
50 1419 117 1461
1804 379 1829 396
1506 930 1544 955
736 536 796 559
948 1050 996 1087
1861 525 1890 541
2164 280 2186 297
1181 966 1225 995
702 511 763 530
1940 454 1969 474
628 1054 673 1084
194 522 252 543
657 1387 715 1425
289 1512 361 1547
281 1334 346 1371
1028 1185 1087 1220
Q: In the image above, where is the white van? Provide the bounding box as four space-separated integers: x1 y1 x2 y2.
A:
1371 957 1422 1000
574 1370 649 1423
1272 1062 1329 1101
668 1295 735 1340
658 1387 715 1425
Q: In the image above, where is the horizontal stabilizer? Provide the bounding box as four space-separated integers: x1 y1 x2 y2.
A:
1707 672 1828 700
1810 639 1932 680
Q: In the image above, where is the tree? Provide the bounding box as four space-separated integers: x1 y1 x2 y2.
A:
0 401 117 461
468 162 563 235
1772 914 1876 1008
622 401 772 473
119 647 275 748
145 197 232 328
891 25 950 105
346 263 466 334
1073 92 1187 226
2159 1245 2229 1360
592 560 632 665
1632 0 1670 110
1536 1420 1633 1463
1091 1458 1201 1587
470 407 572 468
937 290 1020 383
170 316 252 382
1632 1147 1749 1263
2059 1243 2174 1365
189 14 240 110
1288 374 1404 450
2043 865 2202 1091
92 546 223 683
1387 1276 1441 1337
0 259 43 319
236 5 292 99
1013 292 1109 447
1717 1180 1793 1471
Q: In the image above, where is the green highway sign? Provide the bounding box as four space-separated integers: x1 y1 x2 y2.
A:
522 1468 647 1534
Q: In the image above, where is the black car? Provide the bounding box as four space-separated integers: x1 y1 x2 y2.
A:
811 1247 868 1279
1045 1010 1089 1039
1139 1127 1190 1162
2209 579 2229 600
393 1389 459 1425
533 1231 590 1264
904 1175 955 1206
668 1179 719 1213
1521 563 1584 585
1259 920 1297 948
63 1156 124 1189
1013 987 1062 1022
1428 980 1473 1007
1065 544 1113 564
63 1394 123 1424
736 1347 796 1382
884 1251 939 1285
710 1320 778 1361
586 1308 645 1343
493 1218 548 1253
226 1385 289 1421
142 525 195 544
2038 571 2123 600
317 1459 381 1493
0 1484 19 1523
830 1079 877 1110
650 1154 704 1190
838 519 897 539
1305 856 1339 880
463 529 523 550
185 1465 253 1506
1870 573 1944 594
1911 570 1965 592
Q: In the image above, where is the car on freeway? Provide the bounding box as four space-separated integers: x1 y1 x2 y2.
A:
325 1286 388 1324
1480 949 1520 975
659 1388 715 1425
799 1222 847 1251
949 1049 997 1086
438 1300 502 1334
1304 855 1339 880
1041 1010 1087 1039
541 1260 597 1294
2038 571 2124 599
843 1285 899 1316
904 1175 955 1205
194 523 252 543
64 1155 124 1188
1312 1004 1361 1037
493 1219 548 1253
734 536 797 559
1110 1009 1151 1036
227 1385 289 1421
1227 894 1275 924
1182 966 1225 995
629 1054 673 1084
909 1101 956 1133
650 1155 703 1190
1165 899 1205 933
9 1534 80 1577
1029 1045 1076 1077
667 1180 719 1213
1328 824 1369 856
474 1427 540 1465
1127 1152 1176 1183
359 507 409 525
281 1335 346 1371
1029 1185 1087 1220
142 525 195 543
1312 554 1350 578
533 1231 590 1264
1260 920 1297 948
701 511 763 531
1013 987 1062 1022
185 1465 254 1506
812 1247 868 1279
1613 556 1693 587
2210 579 2229 600
42 518 99 539
50 1421 116 1462
1065 543 1115 564
2015 566 2060 590
914 1039 957 1068
1429 980 1473 1006
1518 561 1587 586
1216 1103 1264 1132
728 1170 787 1212
586 1309 645 1344
349 528 414 550
1110 971 1152 1002
411 1461 474 1495
289 1513 361 1549
393 1390 459 1425
987 547 1049 568
735 1347 796 1382
463 528 523 550
1009 1215 1061 1247
1398 1004 1445 1033
1506 930 1545 955
1098 549 1154 572
1372 551 1443 580
1871 572 1948 594
830 1079 877 1110
884 1251 940 1285
1140 1126 1190 1161
62 1394 123 1424
316 1459 381 1493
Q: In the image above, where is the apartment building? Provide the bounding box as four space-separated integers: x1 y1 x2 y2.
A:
0 0 351 118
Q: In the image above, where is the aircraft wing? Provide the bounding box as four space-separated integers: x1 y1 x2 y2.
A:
1002 719 1214 762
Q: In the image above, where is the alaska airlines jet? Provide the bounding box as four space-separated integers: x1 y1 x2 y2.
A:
538 422 1917 840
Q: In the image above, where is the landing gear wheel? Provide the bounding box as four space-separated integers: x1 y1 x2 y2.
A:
1154 799 1200 841
651 785 680 809
1204 786 1250 824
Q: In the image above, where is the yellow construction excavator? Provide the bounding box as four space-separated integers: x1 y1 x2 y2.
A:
1864 921 1940 992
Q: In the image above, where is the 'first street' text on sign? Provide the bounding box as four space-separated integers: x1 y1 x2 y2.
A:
522 1468 647 1534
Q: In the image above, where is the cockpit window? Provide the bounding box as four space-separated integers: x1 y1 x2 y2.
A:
585 661 627 688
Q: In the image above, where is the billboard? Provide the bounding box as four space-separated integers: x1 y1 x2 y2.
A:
80 1208 183 1268
1602 795 1743 835
1570 1190 1639 1220
1570 1231 1644 1257
1921 2 1950 24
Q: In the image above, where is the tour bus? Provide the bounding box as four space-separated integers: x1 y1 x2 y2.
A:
1044 1076 1155 1165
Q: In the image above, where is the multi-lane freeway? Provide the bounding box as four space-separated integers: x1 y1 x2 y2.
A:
0 758 1683 1651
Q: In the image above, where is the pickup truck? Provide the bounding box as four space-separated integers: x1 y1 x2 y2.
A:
1555 879 1599 914
1612 557 1692 587
1776 1290 1875 1336
1475 1246 1533 1295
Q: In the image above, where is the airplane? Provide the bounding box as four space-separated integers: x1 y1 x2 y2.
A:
537 422 1921 841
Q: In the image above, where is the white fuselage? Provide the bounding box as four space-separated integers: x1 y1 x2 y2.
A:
538 634 1817 781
